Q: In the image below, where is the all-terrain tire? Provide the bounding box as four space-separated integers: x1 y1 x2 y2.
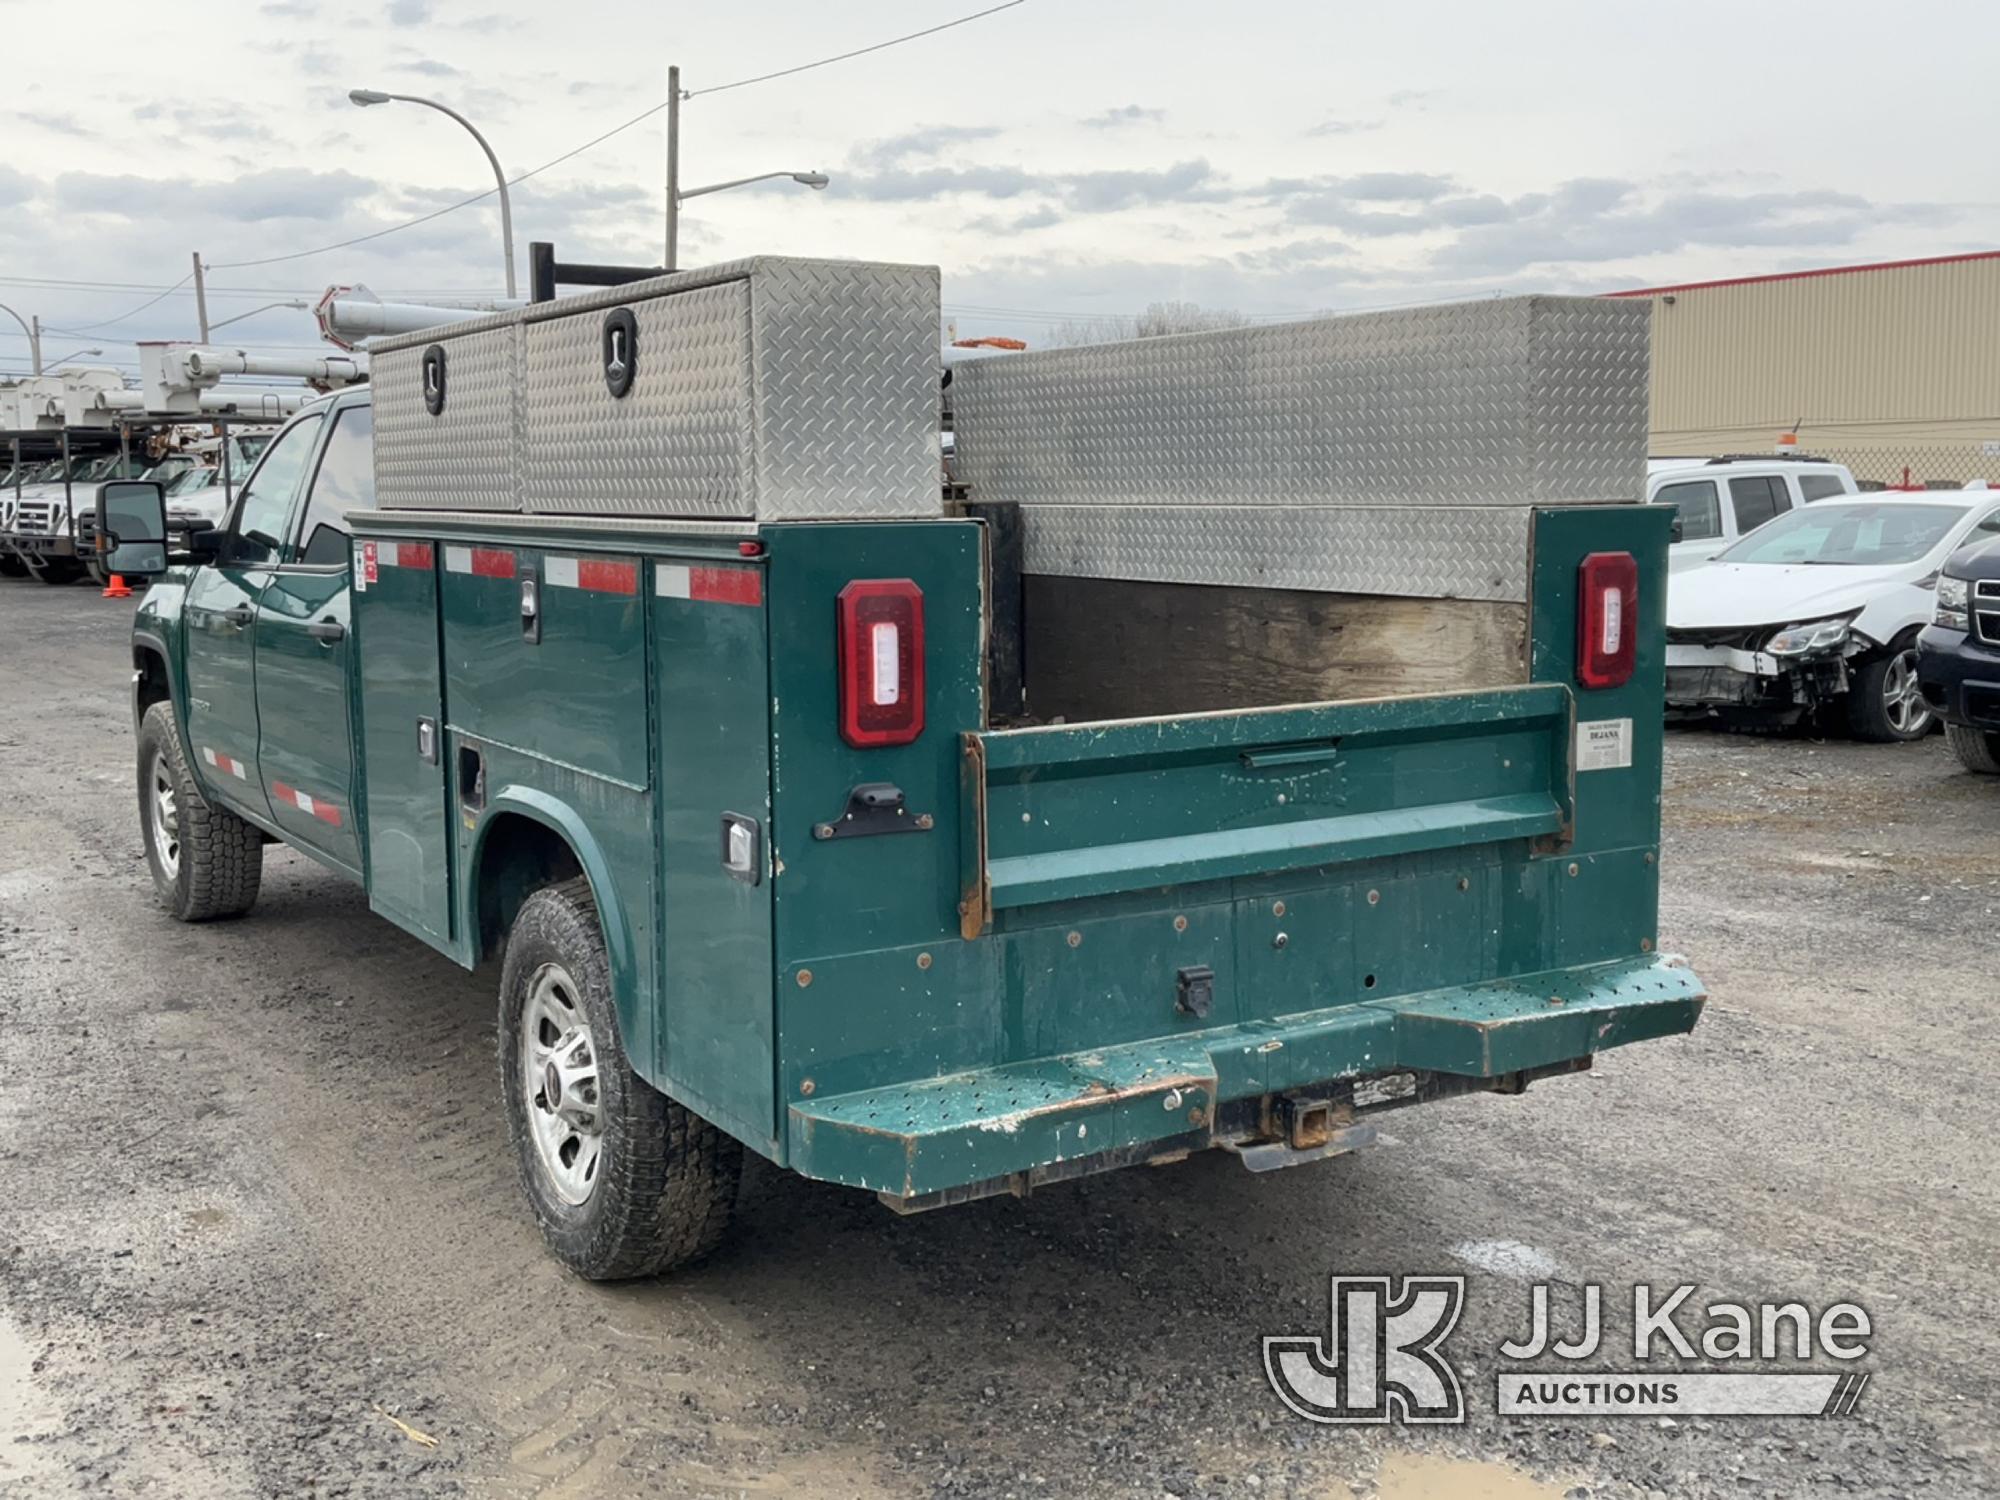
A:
499 876 740 1280
1945 722 2000 774
137 701 263 920
1845 635 1934 743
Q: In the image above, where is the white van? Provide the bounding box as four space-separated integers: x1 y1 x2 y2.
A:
1648 455 1859 571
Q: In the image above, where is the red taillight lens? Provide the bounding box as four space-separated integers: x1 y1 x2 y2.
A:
1577 551 1639 690
837 579 925 747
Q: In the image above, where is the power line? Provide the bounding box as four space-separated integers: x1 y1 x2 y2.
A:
687 0 1027 98
53 274 194 335
210 0 1030 274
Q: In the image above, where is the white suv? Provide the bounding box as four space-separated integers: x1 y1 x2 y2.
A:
1648 455 1858 571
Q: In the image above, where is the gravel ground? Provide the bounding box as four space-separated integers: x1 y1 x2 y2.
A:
2 582 1997 1499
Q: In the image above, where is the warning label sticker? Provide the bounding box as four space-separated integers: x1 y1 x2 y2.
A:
355 539 377 591
1577 717 1633 772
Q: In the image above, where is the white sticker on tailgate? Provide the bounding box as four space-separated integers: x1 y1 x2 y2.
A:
1577 717 1633 772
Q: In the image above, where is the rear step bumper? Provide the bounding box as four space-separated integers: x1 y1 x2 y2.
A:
788 956 1705 1201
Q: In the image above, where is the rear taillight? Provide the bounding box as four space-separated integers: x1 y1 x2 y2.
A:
837 579 925 747
1577 551 1639 690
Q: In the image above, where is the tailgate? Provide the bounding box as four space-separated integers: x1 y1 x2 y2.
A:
960 685 1574 936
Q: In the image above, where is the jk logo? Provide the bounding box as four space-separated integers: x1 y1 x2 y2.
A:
1263 1276 1467 1424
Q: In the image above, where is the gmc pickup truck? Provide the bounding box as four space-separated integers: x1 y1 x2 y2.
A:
106 257 1704 1280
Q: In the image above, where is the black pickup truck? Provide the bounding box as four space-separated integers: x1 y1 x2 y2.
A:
1918 535 2000 773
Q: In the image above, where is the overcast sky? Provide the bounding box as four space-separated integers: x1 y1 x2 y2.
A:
3 0 1996 372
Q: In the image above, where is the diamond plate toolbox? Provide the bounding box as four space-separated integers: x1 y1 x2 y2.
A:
374 324 522 511
948 295 1648 601
372 257 942 522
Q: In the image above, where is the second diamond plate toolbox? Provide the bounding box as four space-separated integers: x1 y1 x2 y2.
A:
372 256 943 522
948 295 1649 601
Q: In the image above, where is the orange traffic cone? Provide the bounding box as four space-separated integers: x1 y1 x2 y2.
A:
101 573 133 599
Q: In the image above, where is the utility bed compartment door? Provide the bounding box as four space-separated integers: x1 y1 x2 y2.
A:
962 686 1574 929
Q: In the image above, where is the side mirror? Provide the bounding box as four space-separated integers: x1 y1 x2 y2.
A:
1669 512 1686 544
181 524 225 563
95 481 169 577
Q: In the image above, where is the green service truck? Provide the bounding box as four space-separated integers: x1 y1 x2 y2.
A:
107 255 1703 1280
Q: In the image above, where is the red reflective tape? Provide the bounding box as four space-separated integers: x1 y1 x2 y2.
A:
689 566 762 606
270 780 343 827
470 547 516 578
576 558 638 595
393 542 434 570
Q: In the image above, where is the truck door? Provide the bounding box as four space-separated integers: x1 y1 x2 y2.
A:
181 411 325 821
252 401 369 874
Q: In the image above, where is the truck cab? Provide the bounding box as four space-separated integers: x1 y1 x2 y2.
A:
113 262 1705 1282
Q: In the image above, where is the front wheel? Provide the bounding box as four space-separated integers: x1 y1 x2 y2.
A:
1846 640 1934 742
137 702 263 920
1945 722 2000 774
499 877 740 1280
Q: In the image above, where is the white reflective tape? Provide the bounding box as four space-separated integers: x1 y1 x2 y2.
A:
444 545 473 574
544 555 579 589
202 747 218 767
656 564 691 599
294 791 316 816
231 759 247 780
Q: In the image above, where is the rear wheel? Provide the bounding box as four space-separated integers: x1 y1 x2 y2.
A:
0 552 26 578
1945 722 2000 774
137 702 263 920
499 877 740 1279
1846 638 1934 742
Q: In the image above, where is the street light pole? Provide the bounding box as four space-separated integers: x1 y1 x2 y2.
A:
0 301 42 375
349 88 517 299
661 65 827 274
665 64 682 271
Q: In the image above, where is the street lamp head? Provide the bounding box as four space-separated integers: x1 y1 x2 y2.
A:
793 172 831 191
348 88 393 107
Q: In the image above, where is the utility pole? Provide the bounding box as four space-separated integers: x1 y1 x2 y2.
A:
191 252 212 342
664 64 682 272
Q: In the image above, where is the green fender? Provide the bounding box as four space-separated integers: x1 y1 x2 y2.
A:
464 787 650 1065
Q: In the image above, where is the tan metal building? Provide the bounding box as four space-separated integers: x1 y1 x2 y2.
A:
1609 251 2000 486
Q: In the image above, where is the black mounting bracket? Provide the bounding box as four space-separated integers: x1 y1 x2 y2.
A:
812 783 934 841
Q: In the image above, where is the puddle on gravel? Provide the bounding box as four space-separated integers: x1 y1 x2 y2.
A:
1375 1452 1569 1499
0 1313 61 1486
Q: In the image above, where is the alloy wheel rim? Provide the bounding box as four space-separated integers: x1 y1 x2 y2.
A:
1883 650 1932 737
521 963 603 1206
148 753 180 879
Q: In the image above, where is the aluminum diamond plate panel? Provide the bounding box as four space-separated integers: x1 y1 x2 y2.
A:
1019 505 1533 602
523 281 751 517
374 324 520 511
744 259 941 521
950 295 1648 510
375 256 941 522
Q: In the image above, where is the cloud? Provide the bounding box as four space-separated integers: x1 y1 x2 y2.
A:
1430 181 1906 277
394 58 463 78
8 111 96 139
1083 105 1165 129
51 167 383 223
852 124 1005 170
386 0 431 23
1307 118 1383 137
0 166 34 208
258 0 313 13
837 154 1220 214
